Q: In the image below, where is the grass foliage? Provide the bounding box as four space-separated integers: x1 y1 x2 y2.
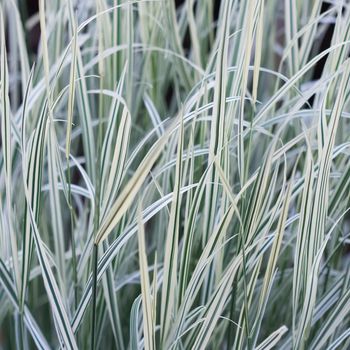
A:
1 0 350 348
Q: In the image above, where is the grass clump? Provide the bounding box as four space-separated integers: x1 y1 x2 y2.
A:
0 0 350 349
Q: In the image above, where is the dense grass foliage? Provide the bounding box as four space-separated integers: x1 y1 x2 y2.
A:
0 0 350 348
